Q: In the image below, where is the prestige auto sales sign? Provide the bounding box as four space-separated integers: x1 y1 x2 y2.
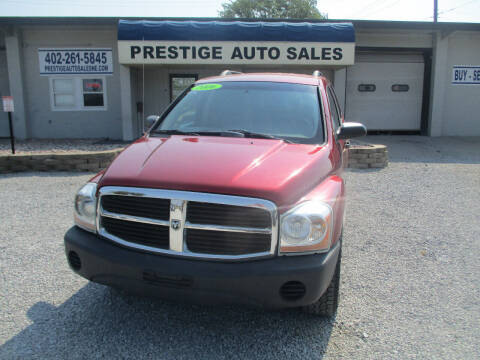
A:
118 41 355 66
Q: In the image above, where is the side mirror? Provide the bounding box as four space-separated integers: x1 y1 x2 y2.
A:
144 115 160 133
336 122 367 140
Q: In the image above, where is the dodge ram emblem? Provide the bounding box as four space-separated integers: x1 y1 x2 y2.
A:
171 220 181 230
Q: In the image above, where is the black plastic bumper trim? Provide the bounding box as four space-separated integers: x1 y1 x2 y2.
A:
64 226 341 308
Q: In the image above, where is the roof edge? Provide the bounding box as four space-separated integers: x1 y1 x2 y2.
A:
0 17 479 31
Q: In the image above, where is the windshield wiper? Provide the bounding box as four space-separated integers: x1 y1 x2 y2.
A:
152 129 293 143
153 130 245 138
227 129 293 143
151 129 201 136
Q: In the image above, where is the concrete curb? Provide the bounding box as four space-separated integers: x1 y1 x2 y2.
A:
347 144 388 169
0 149 123 173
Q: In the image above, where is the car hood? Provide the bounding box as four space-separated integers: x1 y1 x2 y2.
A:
98 135 334 207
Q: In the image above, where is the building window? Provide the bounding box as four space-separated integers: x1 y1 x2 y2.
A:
392 84 409 92
358 84 376 92
170 74 198 102
49 77 107 111
83 79 104 107
52 79 75 109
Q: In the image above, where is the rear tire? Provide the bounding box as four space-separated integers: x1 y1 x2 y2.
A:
302 248 341 317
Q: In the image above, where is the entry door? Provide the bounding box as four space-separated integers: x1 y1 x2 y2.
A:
170 74 198 102
346 56 424 131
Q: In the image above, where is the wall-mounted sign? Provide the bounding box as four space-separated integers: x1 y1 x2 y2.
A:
118 41 354 66
38 48 113 75
452 65 480 85
117 20 355 66
2 96 14 112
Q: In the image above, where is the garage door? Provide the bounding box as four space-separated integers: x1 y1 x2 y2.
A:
346 54 424 131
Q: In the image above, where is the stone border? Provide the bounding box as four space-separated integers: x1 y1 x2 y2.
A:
0 144 388 173
347 144 388 169
0 149 123 173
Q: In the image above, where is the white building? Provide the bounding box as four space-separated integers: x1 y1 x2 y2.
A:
0 17 479 140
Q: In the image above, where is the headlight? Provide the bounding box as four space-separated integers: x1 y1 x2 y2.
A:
280 201 333 254
74 182 97 233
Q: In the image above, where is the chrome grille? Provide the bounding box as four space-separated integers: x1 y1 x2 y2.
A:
102 217 169 249
102 195 170 220
186 201 271 228
185 229 271 255
97 187 278 260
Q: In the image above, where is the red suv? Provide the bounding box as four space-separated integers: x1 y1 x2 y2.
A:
65 71 366 316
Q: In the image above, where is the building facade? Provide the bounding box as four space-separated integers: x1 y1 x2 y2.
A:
0 17 479 140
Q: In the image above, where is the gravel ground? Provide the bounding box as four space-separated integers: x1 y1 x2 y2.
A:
0 138 127 155
0 136 479 359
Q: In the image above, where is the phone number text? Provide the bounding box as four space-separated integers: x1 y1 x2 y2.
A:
42 51 109 65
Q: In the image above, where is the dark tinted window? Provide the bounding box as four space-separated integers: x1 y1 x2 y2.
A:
82 78 104 107
157 81 323 143
327 87 341 131
392 84 409 92
83 94 104 107
358 84 376 92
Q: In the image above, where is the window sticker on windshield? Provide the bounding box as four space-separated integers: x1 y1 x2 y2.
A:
191 84 222 91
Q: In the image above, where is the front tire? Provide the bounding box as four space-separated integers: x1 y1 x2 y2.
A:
302 248 341 317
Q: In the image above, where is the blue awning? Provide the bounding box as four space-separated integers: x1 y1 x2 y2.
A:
118 20 355 43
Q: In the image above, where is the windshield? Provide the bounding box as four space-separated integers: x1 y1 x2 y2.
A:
153 81 324 143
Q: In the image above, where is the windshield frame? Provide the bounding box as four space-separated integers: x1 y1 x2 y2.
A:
149 81 326 145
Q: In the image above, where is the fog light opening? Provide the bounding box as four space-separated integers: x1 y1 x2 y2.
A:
280 281 306 301
68 251 82 271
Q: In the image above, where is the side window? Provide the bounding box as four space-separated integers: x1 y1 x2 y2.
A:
327 87 341 132
50 77 107 111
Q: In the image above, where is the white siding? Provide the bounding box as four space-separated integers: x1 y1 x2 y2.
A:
20 26 123 139
356 30 433 49
442 31 480 136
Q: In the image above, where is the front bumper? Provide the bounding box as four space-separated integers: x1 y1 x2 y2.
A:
64 226 341 308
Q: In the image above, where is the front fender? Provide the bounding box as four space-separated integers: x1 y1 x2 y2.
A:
298 175 345 245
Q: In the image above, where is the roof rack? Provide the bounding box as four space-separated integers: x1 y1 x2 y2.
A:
312 70 324 77
220 70 243 76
